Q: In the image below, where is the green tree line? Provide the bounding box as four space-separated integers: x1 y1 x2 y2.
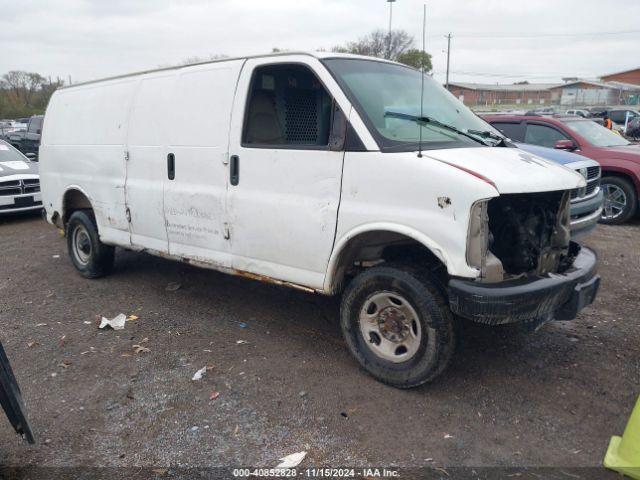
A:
0 71 63 119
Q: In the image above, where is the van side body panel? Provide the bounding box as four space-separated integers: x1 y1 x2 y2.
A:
40 79 137 246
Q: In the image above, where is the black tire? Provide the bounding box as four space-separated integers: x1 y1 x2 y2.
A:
599 176 637 225
340 264 456 388
66 210 115 278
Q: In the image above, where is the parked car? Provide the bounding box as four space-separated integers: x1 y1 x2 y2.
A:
20 115 43 159
40 52 598 387
626 116 640 140
6 127 26 151
593 108 639 125
565 109 591 118
5 115 43 159
484 114 640 224
515 143 602 238
1 340 35 444
0 140 42 214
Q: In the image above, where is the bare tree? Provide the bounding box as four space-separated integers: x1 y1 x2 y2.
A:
1 71 46 109
333 29 414 61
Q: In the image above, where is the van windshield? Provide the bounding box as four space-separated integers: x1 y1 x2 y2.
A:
323 58 503 152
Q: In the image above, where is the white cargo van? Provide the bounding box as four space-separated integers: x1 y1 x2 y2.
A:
40 52 600 387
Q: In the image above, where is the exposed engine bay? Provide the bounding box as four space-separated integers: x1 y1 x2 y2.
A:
468 191 579 281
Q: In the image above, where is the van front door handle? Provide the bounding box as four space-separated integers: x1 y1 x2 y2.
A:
167 153 175 180
230 155 239 186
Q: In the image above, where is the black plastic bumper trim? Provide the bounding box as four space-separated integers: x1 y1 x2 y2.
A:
448 247 599 325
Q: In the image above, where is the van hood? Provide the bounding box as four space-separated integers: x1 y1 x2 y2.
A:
422 146 585 194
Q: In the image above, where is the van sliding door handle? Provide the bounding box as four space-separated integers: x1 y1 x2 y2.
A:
230 155 239 186
167 153 175 180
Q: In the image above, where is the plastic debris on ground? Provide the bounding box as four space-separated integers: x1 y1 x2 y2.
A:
127 315 139 321
276 451 307 468
236 340 249 345
165 282 181 291
192 366 207 381
98 314 127 330
209 391 220 400
133 345 150 354
239 322 248 328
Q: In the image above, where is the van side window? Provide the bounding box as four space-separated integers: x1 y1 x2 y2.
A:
243 64 332 147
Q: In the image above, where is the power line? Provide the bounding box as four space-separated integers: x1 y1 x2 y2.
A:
454 29 640 38
424 29 640 40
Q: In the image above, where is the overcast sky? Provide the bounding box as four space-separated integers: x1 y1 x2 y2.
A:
2 0 639 85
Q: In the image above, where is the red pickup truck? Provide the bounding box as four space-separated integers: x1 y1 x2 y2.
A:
483 114 640 224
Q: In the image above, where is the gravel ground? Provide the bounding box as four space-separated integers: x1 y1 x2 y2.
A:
0 213 638 476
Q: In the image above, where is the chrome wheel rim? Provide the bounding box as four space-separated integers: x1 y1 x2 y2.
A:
72 225 92 265
358 291 422 363
602 183 627 220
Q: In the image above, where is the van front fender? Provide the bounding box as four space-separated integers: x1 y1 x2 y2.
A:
323 222 471 294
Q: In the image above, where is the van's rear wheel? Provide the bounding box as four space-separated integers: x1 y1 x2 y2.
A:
66 210 114 278
340 264 455 388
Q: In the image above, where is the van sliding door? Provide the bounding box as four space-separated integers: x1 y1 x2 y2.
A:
125 74 175 251
162 61 244 266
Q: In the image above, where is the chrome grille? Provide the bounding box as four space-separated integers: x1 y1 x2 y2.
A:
0 178 40 196
570 166 601 201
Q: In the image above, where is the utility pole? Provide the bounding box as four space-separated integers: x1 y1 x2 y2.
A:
445 33 452 90
387 0 396 59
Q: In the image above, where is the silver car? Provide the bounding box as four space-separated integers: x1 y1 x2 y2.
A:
0 140 42 214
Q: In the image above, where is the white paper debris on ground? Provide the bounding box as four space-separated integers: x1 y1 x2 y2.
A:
236 340 249 345
276 451 307 468
192 366 207 381
98 314 127 330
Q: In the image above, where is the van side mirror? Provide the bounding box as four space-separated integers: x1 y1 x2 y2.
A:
329 103 347 152
25 153 37 160
554 139 575 151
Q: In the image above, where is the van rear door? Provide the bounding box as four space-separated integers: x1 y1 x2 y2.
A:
226 57 348 289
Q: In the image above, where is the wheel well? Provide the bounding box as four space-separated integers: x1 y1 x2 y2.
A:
329 231 447 294
601 171 638 194
62 189 92 224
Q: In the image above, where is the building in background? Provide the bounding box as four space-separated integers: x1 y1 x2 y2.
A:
448 69 640 107
448 82 559 106
549 80 640 106
601 67 640 86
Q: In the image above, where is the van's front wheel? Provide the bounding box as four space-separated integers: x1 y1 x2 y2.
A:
66 210 115 278
340 265 455 388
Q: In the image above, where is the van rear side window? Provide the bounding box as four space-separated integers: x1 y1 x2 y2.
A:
242 64 332 147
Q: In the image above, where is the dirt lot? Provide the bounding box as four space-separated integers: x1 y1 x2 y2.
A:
0 213 638 476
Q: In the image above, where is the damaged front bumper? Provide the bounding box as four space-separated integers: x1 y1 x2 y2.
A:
448 246 600 325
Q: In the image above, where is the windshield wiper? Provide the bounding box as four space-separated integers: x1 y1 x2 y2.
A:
384 111 492 146
467 129 508 146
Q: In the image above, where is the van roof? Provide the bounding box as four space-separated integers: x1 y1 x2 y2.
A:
60 51 401 90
